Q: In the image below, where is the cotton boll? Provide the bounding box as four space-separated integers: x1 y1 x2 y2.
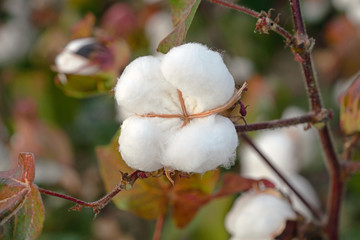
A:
145 11 173 54
55 51 100 75
241 131 298 176
161 43 235 113
283 174 320 221
163 115 238 173
119 117 164 171
225 191 297 240
115 56 181 116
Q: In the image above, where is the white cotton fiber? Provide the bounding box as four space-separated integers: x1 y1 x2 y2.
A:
55 38 100 75
114 56 181 116
241 131 297 177
163 115 238 173
55 51 99 75
225 191 296 240
118 116 164 171
160 43 235 113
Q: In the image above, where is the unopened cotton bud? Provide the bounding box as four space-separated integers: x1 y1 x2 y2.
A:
161 43 235 113
225 191 297 240
55 38 102 75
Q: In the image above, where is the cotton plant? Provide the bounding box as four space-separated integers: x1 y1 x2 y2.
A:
114 43 247 176
240 107 320 221
225 189 297 240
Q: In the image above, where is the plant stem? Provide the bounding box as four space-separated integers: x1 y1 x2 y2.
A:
235 110 331 132
288 0 342 239
207 0 295 44
240 133 324 221
38 170 144 213
152 215 166 240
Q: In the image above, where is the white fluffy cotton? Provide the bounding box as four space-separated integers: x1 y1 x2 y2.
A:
163 115 238 173
115 43 238 173
225 191 297 240
161 43 235 113
114 56 181 117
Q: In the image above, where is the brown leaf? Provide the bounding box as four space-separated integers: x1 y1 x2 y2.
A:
96 131 169 219
0 153 45 240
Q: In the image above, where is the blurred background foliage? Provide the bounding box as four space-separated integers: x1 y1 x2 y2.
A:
0 0 360 239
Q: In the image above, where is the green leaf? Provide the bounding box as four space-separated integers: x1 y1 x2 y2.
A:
157 0 201 53
0 153 45 240
55 71 116 98
340 73 360 135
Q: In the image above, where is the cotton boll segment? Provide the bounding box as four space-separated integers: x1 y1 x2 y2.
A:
119 117 164 172
240 131 298 177
161 43 235 113
115 56 181 116
55 38 101 75
225 191 297 240
163 115 238 173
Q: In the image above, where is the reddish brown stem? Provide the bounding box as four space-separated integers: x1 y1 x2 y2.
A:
289 0 342 239
38 170 144 213
235 110 331 132
152 215 166 240
207 0 295 44
241 134 324 221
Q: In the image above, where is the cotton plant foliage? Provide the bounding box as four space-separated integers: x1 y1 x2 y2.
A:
115 43 242 173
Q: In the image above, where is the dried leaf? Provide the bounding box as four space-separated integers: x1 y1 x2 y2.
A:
157 0 201 53
96 130 169 219
0 153 45 240
339 73 360 135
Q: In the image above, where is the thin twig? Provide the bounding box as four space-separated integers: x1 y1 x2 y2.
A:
288 0 342 239
38 170 145 213
207 0 295 44
235 110 331 132
240 134 324 221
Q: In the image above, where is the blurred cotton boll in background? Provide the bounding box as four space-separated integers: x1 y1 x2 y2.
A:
0 0 35 65
226 56 254 84
332 0 360 26
225 190 297 240
145 11 173 54
240 106 320 220
302 0 331 23
54 38 109 83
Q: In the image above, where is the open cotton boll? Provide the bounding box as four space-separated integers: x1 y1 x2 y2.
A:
161 43 235 113
119 117 164 171
55 38 100 75
225 191 297 240
163 115 238 173
115 56 181 116
55 51 100 75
